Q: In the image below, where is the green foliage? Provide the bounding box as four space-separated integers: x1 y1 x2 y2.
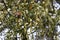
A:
0 0 60 40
